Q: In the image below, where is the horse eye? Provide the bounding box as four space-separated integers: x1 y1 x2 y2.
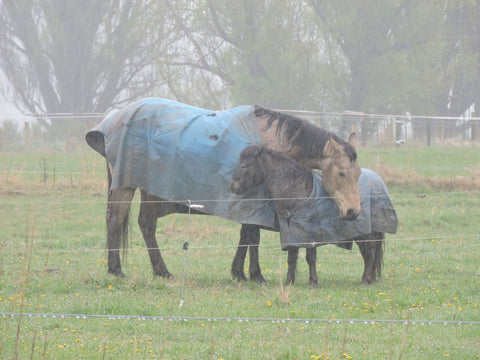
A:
338 171 345 178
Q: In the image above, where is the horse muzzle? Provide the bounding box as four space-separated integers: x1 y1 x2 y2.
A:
229 180 243 194
343 208 360 221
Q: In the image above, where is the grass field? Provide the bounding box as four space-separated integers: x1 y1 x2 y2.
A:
0 143 479 359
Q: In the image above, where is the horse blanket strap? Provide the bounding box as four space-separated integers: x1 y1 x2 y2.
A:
86 98 276 227
278 168 398 250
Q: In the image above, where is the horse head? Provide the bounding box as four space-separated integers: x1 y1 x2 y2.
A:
230 145 266 194
320 133 361 220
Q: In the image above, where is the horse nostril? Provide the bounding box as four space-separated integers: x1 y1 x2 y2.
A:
346 209 358 220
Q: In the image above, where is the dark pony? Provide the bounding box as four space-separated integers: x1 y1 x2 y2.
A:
232 106 361 283
86 99 362 281
230 145 384 286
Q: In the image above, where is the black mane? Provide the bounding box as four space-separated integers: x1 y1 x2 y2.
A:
254 105 357 162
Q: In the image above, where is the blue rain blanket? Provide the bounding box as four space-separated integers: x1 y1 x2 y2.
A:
86 98 398 248
86 98 275 227
277 168 398 250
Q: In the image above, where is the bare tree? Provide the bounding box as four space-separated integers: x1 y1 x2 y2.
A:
0 0 172 133
162 0 345 111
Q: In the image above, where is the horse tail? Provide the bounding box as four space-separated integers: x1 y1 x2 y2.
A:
107 160 112 192
106 162 130 262
372 231 385 281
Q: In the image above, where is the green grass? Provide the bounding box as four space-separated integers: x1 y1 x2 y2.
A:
1 145 479 359
358 144 480 178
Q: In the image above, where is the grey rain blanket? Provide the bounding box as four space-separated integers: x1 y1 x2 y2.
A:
278 168 398 250
86 97 398 248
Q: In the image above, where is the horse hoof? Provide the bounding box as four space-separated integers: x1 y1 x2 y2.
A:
155 272 173 279
108 269 126 278
360 279 373 285
232 270 248 282
251 273 267 284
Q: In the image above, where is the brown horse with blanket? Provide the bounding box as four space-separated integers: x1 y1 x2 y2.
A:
86 98 361 281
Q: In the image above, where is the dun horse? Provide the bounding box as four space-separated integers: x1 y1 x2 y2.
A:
230 145 387 286
86 98 361 281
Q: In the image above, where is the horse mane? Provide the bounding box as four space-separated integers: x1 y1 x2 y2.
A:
254 105 357 162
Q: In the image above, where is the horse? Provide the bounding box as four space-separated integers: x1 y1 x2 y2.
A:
85 98 361 280
230 145 396 286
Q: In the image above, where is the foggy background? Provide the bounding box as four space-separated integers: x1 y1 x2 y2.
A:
0 0 479 149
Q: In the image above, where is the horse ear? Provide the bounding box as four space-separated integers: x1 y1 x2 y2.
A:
323 137 343 158
348 132 357 149
250 144 264 158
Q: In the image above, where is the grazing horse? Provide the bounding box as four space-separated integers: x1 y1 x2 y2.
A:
230 145 397 286
86 98 361 280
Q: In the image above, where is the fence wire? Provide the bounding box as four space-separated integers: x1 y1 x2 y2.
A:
2 312 479 326
2 109 480 145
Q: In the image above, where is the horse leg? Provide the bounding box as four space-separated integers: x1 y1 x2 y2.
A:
356 235 374 285
370 232 384 283
231 225 249 281
231 224 266 283
306 247 318 287
138 191 173 278
285 247 299 285
106 188 135 278
246 225 266 283
356 232 384 285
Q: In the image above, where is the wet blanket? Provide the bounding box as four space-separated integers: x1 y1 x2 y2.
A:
86 97 275 226
277 168 398 250
85 97 398 248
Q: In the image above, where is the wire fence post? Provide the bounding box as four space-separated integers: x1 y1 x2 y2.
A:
471 113 477 141
180 200 204 308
